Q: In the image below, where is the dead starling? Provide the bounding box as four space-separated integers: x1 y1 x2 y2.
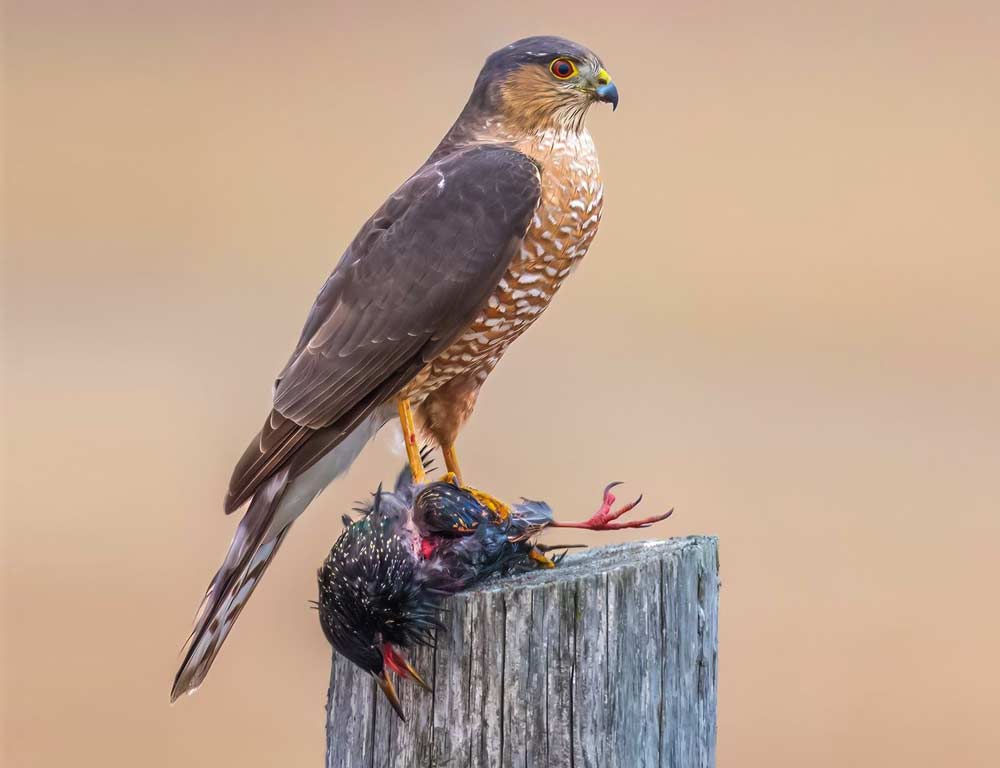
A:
318 468 671 719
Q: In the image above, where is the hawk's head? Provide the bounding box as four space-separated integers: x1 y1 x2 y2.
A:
468 36 618 132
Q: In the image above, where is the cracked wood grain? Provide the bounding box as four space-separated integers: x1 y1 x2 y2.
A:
327 536 719 768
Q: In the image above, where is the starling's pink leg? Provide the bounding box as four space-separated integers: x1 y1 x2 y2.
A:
549 482 673 531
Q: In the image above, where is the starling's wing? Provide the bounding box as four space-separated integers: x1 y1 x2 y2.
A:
225 146 541 512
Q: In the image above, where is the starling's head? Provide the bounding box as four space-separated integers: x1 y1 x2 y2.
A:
467 36 618 131
317 491 436 720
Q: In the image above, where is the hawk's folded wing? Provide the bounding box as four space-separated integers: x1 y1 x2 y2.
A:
225 146 541 512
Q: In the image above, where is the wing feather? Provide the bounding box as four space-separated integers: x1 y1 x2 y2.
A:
271 145 541 428
225 145 541 512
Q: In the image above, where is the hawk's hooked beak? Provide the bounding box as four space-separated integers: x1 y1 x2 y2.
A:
593 68 619 111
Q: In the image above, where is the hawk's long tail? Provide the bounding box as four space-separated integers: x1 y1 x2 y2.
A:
170 468 293 702
170 410 391 701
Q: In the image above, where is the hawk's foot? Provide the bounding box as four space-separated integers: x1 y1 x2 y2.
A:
528 547 557 569
434 472 513 522
550 482 673 531
462 485 512 522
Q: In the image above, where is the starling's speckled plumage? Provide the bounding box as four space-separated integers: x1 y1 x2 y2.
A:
317 467 556 719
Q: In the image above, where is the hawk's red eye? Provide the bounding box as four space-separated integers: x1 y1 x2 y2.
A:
549 58 576 79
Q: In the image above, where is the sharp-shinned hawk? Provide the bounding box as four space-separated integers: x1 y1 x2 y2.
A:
173 35 619 701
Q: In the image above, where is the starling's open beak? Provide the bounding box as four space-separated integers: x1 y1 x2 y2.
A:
374 643 433 721
375 643 433 721
593 68 619 111
384 643 433 691
400 659 432 691
374 670 406 721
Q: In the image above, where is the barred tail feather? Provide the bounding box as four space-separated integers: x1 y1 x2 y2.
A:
171 407 393 701
171 468 293 701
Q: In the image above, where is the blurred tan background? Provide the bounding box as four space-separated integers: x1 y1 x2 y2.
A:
4 1 999 765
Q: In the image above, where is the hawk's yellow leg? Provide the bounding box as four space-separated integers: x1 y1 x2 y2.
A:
441 443 463 485
440 439 512 522
397 398 426 484
465 486 512 522
529 548 557 569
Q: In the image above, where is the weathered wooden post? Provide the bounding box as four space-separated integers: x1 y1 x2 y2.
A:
326 536 719 768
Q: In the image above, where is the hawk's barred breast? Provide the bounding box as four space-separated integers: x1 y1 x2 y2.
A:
406 127 602 398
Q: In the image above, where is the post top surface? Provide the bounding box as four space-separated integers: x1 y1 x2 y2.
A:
459 535 718 596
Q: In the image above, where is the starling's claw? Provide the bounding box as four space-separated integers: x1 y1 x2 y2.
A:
550 484 673 531
375 670 406 721
603 493 643 523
